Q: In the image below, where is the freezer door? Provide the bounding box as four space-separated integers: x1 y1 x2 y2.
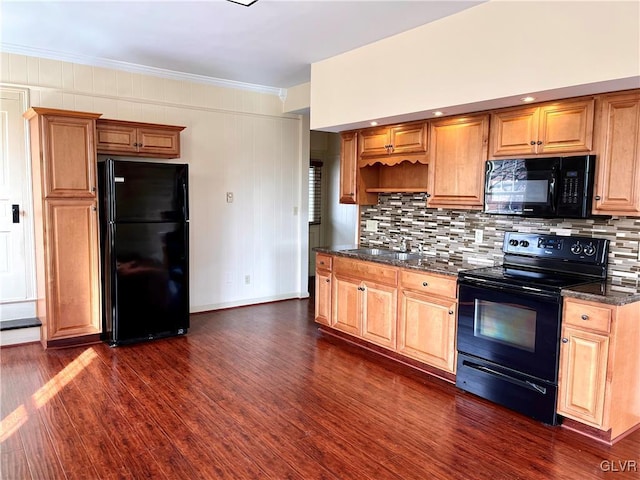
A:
112 222 189 344
112 160 188 222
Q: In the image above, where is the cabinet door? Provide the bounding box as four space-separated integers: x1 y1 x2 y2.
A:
332 274 361 336
361 280 397 349
538 99 594 154
557 326 609 427
44 199 101 340
137 127 181 157
96 121 138 155
397 289 456 372
42 115 97 198
593 92 640 215
315 270 332 326
358 127 391 157
339 132 358 204
428 114 489 209
489 107 539 157
389 122 428 155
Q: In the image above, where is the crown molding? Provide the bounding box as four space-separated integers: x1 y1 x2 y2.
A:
1 43 287 100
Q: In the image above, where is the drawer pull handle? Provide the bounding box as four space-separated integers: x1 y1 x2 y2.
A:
422 282 428 287
581 314 589 321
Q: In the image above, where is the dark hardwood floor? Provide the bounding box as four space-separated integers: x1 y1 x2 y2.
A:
2 299 639 479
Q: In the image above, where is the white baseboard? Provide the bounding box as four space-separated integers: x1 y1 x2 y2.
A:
0 327 40 347
191 291 309 313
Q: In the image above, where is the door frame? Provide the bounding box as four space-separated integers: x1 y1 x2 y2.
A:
0 85 36 321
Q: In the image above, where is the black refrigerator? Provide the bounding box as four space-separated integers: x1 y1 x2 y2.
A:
98 158 189 346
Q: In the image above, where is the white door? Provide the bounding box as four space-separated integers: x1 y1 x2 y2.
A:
0 87 35 321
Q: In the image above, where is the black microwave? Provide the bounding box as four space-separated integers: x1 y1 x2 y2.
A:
484 155 596 218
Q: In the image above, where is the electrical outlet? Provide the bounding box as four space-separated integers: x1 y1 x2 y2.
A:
244 275 251 285
293 206 298 216
226 192 233 203
365 220 378 232
474 229 483 244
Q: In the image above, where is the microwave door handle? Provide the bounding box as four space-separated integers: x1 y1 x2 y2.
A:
549 171 557 210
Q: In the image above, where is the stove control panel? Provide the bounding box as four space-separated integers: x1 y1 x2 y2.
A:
503 232 609 265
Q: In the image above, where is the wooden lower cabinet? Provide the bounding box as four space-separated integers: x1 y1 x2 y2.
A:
317 255 457 377
361 280 397 349
314 254 333 326
332 273 362 336
397 289 457 373
314 270 332 326
557 297 640 442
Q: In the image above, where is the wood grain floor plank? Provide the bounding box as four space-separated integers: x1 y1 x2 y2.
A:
2 299 639 480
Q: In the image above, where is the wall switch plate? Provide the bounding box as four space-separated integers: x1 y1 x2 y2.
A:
226 192 233 203
365 220 378 232
474 229 483 243
244 275 251 285
293 206 298 216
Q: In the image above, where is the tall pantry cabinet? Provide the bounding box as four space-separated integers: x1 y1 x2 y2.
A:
24 108 102 348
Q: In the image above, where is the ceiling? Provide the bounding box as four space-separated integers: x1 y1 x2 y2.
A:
0 0 484 91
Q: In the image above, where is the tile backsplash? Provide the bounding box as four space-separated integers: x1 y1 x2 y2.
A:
360 193 640 287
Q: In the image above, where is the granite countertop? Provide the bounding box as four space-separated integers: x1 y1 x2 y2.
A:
561 281 640 306
315 245 640 306
313 245 486 277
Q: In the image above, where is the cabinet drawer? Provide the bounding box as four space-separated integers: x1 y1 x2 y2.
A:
334 257 397 286
399 270 457 298
563 300 611 333
316 254 333 271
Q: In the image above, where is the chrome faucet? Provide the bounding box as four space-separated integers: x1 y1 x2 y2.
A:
400 237 410 252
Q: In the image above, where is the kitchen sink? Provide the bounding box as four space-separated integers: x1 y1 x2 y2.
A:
343 248 421 261
344 248 392 256
389 252 422 260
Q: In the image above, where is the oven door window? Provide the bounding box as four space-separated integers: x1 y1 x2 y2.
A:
474 301 536 352
457 284 561 382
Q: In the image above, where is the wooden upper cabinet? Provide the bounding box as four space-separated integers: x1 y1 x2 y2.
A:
592 91 640 216
427 113 489 209
24 109 101 198
97 119 185 158
339 131 358 204
359 121 428 164
490 99 594 157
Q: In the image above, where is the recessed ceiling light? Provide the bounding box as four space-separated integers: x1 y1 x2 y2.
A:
226 0 258 6
521 96 536 103
370 121 378 126
433 111 444 117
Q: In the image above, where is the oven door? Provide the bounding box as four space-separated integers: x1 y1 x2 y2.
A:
457 280 562 382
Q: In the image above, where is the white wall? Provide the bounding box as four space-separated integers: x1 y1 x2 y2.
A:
311 1 640 131
1 52 308 313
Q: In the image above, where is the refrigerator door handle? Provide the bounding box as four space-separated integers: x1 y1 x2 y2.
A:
182 179 189 221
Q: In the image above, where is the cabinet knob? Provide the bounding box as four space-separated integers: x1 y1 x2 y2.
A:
319 261 324 265
595 195 601 201
562 338 568 343
425 193 431 198
448 310 454 315
358 286 365 291
92 186 96 192
422 282 429 287
537 140 543 145
92 206 97 212
581 314 589 321
325 279 330 283
530 140 536 145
